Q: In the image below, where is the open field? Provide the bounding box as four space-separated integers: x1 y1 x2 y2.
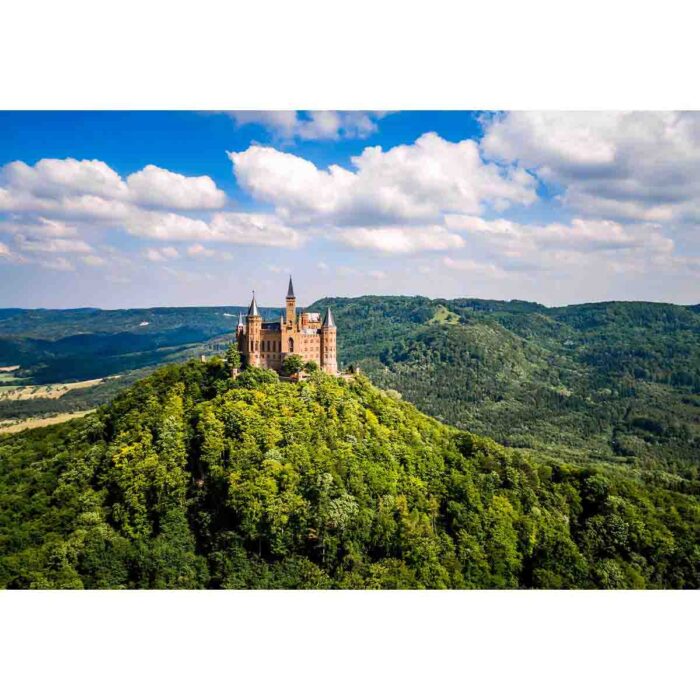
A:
427 304 460 325
0 410 94 434
0 365 20 372
0 377 112 401
0 373 21 384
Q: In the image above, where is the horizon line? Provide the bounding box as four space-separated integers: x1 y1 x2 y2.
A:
0 294 698 313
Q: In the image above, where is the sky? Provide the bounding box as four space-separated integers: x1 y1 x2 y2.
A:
0 110 698 309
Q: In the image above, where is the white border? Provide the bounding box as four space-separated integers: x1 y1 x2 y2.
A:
1 0 698 109
1 2 697 697
1 590 697 699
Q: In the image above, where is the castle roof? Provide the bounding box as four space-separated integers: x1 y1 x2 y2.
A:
237 312 245 327
287 275 295 298
322 307 336 328
247 292 260 317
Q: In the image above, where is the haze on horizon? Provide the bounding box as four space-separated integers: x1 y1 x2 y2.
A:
1 111 699 309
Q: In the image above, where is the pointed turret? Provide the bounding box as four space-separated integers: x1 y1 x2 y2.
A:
285 277 296 324
237 312 245 328
320 306 338 375
247 292 260 317
321 307 336 328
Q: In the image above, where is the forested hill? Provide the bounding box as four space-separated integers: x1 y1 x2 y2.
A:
1 361 698 589
1 296 699 483
308 296 700 483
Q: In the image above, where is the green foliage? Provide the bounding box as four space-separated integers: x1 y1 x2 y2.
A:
304 360 319 374
281 354 304 376
1 360 697 589
309 296 700 486
235 366 280 389
224 343 241 373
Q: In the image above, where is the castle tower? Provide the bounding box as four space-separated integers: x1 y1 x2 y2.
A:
232 277 338 376
320 307 338 375
235 311 246 355
246 292 262 367
285 275 296 326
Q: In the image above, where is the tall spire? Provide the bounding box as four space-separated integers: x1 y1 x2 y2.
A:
237 311 245 327
287 275 295 298
322 307 336 328
247 291 260 317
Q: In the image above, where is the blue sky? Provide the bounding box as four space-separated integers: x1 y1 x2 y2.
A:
0 110 698 308
0 111 488 203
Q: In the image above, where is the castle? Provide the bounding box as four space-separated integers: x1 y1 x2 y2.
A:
236 276 338 375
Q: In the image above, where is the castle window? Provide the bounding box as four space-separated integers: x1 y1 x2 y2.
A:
288 338 294 352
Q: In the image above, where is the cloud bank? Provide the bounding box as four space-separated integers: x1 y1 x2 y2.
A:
0 112 698 307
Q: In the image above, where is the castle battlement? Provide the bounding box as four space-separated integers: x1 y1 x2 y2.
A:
236 276 338 375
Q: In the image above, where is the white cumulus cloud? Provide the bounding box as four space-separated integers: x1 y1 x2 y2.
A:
126 165 226 209
124 211 303 249
229 111 386 141
0 216 78 237
126 211 213 241
208 213 304 248
445 215 674 255
481 111 700 223
0 158 226 216
229 132 538 227
1 158 127 200
332 225 465 254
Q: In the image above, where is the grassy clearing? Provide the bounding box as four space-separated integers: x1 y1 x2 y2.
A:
427 305 460 326
0 377 109 401
0 410 94 434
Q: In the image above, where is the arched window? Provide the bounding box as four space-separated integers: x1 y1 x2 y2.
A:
288 337 294 353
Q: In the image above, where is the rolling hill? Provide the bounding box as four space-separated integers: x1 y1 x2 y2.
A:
1 361 697 589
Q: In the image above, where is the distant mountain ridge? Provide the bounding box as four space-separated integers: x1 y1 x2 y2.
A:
306 296 700 485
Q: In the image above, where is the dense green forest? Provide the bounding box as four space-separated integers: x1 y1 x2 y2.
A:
0 361 698 589
308 297 700 484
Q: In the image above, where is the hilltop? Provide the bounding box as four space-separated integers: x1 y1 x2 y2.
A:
1 361 697 589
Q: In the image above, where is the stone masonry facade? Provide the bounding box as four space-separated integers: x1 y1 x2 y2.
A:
236 276 338 375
